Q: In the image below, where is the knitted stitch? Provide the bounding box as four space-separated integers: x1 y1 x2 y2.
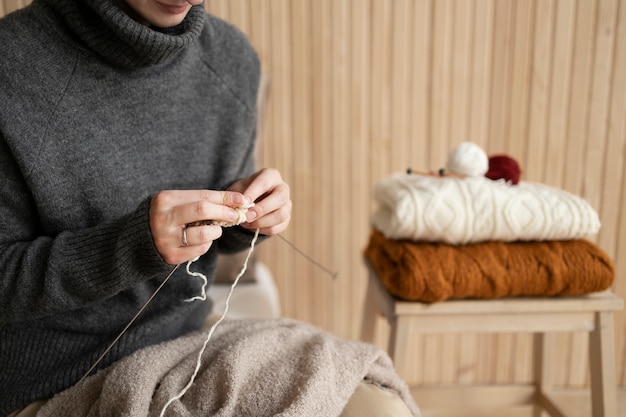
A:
364 229 615 302
0 1 261 413
371 173 601 245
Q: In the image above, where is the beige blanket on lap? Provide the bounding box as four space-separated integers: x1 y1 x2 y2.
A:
39 318 420 417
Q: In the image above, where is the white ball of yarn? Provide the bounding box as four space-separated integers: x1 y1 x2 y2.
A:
445 142 489 177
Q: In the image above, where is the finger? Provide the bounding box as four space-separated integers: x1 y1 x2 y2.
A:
160 234 214 265
242 216 290 236
173 199 243 227
242 199 291 233
181 224 223 248
208 189 251 207
164 244 213 265
160 224 221 265
153 190 249 213
151 190 245 265
241 168 283 203
245 182 290 224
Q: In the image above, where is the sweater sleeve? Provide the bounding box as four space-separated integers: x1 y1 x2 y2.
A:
0 136 171 324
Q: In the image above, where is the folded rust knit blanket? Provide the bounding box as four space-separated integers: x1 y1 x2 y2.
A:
364 230 615 302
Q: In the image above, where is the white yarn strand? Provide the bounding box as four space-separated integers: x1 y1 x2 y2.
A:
80 204 335 415
183 204 255 303
184 259 208 302
159 227 260 417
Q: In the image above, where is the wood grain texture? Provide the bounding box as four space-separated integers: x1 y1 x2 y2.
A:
2 0 625 388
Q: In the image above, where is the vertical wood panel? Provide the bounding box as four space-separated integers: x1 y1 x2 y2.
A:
564 0 598 388
263 0 296 323
309 0 335 331
409 0 432 171
2 0 626 390
449 0 473 146
605 0 626 386
330 0 353 339
290 0 316 326
207 0 229 19
507 0 534 160
430 0 453 163
487 0 514 153
468 0 494 150
228 0 249 34
526 0 555 182
350 0 372 343
390 0 412 170
546 0 576 188
369 0 393 186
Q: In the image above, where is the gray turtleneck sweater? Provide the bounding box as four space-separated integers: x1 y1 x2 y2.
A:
0 0 260 413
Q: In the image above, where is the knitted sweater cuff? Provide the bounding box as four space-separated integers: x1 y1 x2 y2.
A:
61 197 171 303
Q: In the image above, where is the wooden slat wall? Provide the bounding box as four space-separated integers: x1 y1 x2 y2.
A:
2 0 624 389
204 0 626 389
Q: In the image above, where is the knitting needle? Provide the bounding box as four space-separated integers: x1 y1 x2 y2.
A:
276 234 338 280
77 264 181 384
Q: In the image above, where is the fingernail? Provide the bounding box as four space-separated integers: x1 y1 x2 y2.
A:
246 210 257 221
232 193 245 205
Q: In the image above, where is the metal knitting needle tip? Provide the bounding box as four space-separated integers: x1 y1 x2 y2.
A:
276 234 338 280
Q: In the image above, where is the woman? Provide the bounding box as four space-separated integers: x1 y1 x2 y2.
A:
0 1 418 416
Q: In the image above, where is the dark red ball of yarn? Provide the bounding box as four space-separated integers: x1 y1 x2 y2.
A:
485 154 521 184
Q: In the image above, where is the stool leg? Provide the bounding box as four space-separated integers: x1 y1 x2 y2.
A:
589 311 618 417
361 277 382 346
533 332 554 417
389 316 415 381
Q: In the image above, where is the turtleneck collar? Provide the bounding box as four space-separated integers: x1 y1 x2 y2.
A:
39 0 206 68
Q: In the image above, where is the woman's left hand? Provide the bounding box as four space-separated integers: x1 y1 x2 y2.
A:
228 168 292 236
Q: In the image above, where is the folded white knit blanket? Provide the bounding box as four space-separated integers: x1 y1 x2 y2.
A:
371 173 600 245
38 318 420 417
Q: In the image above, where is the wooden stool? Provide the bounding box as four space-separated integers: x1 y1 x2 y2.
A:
361 265 624 417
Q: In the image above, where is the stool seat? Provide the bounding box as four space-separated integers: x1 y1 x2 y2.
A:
361 262 624 417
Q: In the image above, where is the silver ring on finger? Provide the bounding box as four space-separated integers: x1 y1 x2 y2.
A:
182 227 190 247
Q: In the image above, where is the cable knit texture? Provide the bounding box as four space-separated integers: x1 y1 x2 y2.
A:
0 0 261 413
365 230 615 302
371 173 601 245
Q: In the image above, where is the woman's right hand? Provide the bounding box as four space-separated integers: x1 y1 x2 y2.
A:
149 189 252 265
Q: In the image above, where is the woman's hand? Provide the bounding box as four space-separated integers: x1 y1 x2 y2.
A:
149 189 251 265
228 168 292 236
148 168 291 265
